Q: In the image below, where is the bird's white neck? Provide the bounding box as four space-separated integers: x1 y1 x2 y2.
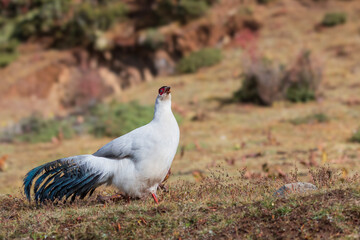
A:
153 97 173 121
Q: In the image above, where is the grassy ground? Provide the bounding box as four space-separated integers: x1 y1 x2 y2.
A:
1 0 360 239
1 173 359 239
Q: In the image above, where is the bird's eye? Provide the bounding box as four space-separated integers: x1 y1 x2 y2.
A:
159 87 166 95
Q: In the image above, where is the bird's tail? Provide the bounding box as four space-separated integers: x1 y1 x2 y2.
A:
23 155 110 203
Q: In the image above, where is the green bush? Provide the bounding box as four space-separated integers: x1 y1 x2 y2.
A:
350 129 360 143
15 115 75 143
88 101 182 138
322 12 347 27
59 2 127 47
286 84 315 103
0 39 18 67
176 48 222 73
88 101 155 138
12 0 72 40
233 75 263 104
284 51 322 103
155 0 215 25
178 0 209 21
0 0 128 66
1 101 182 143
233 58 283 105
140 28 165 50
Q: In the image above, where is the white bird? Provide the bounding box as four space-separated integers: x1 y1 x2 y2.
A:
24 86 180 204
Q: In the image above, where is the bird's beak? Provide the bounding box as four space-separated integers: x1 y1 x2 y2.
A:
165 86 171 94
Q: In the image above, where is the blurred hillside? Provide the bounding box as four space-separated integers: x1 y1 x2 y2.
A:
0 0 360 143
0 0 260 121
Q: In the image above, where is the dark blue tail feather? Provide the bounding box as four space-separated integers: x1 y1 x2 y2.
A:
24 164 48 200
23 158 105 203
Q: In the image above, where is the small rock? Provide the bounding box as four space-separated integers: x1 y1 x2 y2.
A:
274 182 317 197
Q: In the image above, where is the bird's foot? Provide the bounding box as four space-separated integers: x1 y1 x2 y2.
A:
158 183 169 193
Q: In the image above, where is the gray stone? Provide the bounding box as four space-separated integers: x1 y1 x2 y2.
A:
274 182 317 197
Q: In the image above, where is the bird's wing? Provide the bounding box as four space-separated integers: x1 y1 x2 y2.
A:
93 133 133 159
93 125 150 159
23 154 125 203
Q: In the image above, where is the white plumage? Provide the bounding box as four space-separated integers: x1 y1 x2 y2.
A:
24 86 180 203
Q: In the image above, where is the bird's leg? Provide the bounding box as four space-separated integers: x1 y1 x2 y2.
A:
163 168 171 182
151 193 159 204
158 168 171 192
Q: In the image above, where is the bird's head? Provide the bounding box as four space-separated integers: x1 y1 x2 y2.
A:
157 86 171 101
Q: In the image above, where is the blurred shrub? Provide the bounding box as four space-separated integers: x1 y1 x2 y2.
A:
350 129 360 143
322 12 347 27
283 50 322 103
285 85 315 102
140 28 165 50
61 2 127 47
87 101 154 138
0 0 127 66
178 0 209 21
0 15 18 67
289 113 329 125
0 101 182 142
235 50 322 105
0 102 153 142
12 0 72 40
88 101 182 137
155 0 216 25
15 114 75 143
176 48 222 73
0 40 18 67
233 58 283 105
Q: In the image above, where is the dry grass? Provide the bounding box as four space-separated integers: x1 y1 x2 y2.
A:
1 168 359 239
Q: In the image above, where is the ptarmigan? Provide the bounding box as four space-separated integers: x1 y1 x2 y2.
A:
24 86 180 203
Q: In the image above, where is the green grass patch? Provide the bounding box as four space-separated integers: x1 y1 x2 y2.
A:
178 0 209 21
322 12 347 27
14 114 75 143
140 28 166 50
0 0 128 65
289 113 330 125
155 0 215 25
286 84 316 103
88 101 154 138
0 39 18 67
0 101 182 142
350 128 360 143
274 206 292 216
176 48 222 73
